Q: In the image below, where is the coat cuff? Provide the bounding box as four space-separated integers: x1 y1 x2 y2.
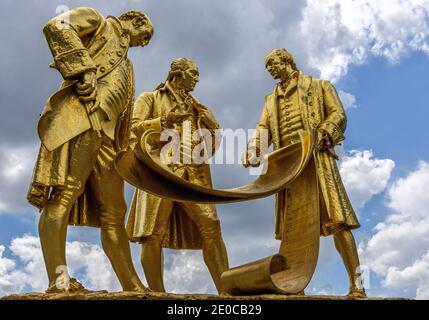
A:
319 121 345 144
143 117 163 132
54 48 96 79
247 140 261 157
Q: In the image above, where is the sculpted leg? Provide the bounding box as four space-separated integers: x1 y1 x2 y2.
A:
100 224 146 291
182 202 229 294
141 235 165 292
39 173 90 289
91 142 147 292
139 198 173 292
333 228 366 297
201 234 229 293
38 202 69 286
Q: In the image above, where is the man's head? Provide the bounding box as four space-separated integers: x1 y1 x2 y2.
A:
167 58 199 93
118 10 153 47
265 48 298 81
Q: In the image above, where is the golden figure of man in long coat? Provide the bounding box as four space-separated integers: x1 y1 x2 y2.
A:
244 48 366 297
126 58 229 293
27 7 153 293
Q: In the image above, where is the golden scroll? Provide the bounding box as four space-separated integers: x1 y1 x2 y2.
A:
115 129 319 295
115 129 314 203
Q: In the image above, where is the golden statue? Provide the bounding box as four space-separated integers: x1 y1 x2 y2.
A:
113 49 366 297
27 7 153 293
242 48 366 298
126 58 229 294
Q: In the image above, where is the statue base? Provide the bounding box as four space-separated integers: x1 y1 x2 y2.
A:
1 291 407 300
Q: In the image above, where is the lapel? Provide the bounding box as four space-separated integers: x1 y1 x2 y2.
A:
155 83 177 117
265 72 313 149
283 78 298 98
297 72 312 131
267 85 280 149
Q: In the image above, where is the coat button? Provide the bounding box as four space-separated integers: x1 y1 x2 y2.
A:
99 66 105 73
109 58 115 65
309 101 313 106
77 51 84 57
117 51 123 57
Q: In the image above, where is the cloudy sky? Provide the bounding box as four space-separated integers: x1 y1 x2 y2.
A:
1 0 429 299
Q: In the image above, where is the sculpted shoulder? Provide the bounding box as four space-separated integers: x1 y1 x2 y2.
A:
134 91 156 108
319 79 335 91
43 7 103 33
264 89 276 102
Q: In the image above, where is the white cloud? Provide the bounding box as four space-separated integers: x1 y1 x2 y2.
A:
0 245 18 294
0 143 38 214
1 0 429 299
0 235 120 296
359 161 429 299
0 233 282 296
387 161 429 221
339 150 395 208
383 250 429 299
65 240 121 292
0 235 47 295
300 0 429 81
163 250 215 294
338 91 357 110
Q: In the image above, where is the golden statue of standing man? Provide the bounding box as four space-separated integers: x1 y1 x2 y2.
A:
126 58 229 293
244 48 366 297
27 7 153 293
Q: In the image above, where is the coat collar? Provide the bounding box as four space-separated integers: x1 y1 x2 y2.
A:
297 71 312 96
266 71 313 148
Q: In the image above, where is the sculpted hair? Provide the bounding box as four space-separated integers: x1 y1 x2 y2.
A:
265 48 298 71
118 10 152 29
166 58 196 81
154 58 197 90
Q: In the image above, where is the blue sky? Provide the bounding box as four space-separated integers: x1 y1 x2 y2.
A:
341 53 429 169
1 0 429 299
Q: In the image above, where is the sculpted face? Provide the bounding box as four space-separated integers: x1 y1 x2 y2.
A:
177 63 199 93
265 54 294 81
128 19 153 47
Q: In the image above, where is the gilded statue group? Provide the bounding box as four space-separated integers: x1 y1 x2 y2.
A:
26 7 366 298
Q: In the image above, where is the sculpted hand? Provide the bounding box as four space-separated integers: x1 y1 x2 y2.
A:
199 110 218 129
192 101 217 129
76 71 97 102
163 111 192 128
316 129 332 151
242 147 260 168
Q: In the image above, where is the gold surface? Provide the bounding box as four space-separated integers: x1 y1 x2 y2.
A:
2 291 404 300
24 6 366 297
274 157 320 293
217 156 320 296
242 48 364 297
221 255 288 295
115 49 366 297
117 129 317 295
27 7 154 293
125 58 228 294
115 129 314 203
